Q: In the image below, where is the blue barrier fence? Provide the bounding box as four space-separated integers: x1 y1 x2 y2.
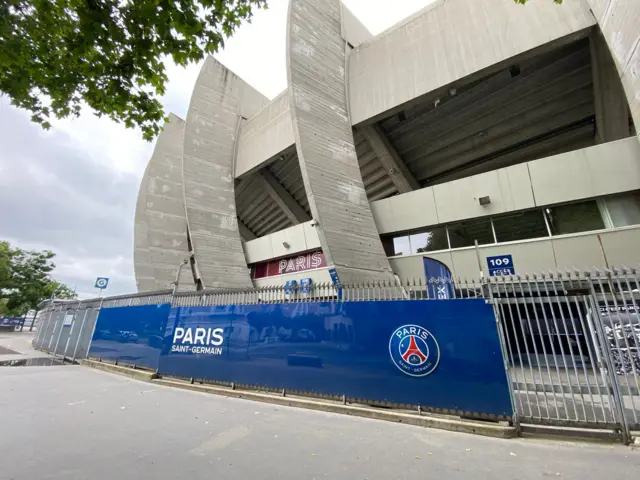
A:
87 298 512 418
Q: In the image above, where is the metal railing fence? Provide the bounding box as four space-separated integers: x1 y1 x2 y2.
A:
32 269 640 442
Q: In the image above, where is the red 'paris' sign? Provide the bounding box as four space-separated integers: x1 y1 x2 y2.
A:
252 251 326 279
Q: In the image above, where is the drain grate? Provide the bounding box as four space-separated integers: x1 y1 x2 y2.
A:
0 346 19 355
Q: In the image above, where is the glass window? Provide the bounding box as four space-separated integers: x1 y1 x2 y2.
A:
493 210 549 242
392 236 410 256
603 192 640 228
545 201 604 235
448 218 494 248
410 227 448 253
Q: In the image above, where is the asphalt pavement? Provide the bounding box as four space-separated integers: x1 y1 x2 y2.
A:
0 364 639 480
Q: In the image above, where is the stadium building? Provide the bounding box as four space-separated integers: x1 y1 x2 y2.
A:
133 0 640 293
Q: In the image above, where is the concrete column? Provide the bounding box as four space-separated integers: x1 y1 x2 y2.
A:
287 0 394 284
182 57 269 288
590 30 630 143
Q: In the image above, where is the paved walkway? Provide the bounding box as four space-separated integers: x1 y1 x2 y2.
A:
1 365 639 480
0 331 49 362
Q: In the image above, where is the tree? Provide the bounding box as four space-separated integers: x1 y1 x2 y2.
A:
0 241 75 316
0 0 267 140
44 281 78 300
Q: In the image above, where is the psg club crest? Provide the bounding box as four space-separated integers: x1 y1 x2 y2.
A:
389 324 440 377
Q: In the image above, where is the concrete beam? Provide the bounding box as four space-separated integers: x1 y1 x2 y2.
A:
238 220 257 242
359 124 420 193
589 30 630 144
258 169 310 225
348 0 595 124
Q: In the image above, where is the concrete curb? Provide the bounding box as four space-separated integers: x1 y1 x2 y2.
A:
82 359 158 382
153 378 516 439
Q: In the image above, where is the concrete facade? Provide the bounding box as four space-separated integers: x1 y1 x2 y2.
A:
133 0 640 292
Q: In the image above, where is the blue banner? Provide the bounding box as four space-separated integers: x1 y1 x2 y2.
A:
88 304 171 370
423 257 455 299
157 299 512 416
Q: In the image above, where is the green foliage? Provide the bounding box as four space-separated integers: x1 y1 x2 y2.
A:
0 241 76 316
0 0 267 141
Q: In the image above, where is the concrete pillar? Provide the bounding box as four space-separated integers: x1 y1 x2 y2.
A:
590 30 630 143
182 57 269 288
286 0 394 284
134 114 195 292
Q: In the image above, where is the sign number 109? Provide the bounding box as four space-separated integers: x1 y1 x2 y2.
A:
488 257 511 267
487 254 515 277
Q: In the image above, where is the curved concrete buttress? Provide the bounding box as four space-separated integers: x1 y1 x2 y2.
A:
287 0 393 284
183 56 269 288
133 114 195 292
133 166 156 292
587 0 640 145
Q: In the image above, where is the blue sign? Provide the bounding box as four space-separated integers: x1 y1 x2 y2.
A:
156 299 512 416
389 324 440 377
423 257 454 299
487 255 515 277
87 299 513 417
327 268 342 299
300 278 312 294
94 277 109 289
88 304 171 370
284 280 297 295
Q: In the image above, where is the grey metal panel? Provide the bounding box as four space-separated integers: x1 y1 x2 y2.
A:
183 56 269 288
348 0 596 125
139 114 194 292
77 308 99 360
287 0 393 283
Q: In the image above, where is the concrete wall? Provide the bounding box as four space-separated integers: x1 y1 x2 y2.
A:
588 0 640 146
287 0 393 284
371 137 640 234
235 92 295 179
183 56 269 288
348 0 595 125
243 221 321 264
388 226 640 281
134 115 194 292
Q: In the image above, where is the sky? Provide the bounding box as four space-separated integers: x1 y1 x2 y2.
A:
0 0 435 299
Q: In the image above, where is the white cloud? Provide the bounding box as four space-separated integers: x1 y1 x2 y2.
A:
0 0 435 297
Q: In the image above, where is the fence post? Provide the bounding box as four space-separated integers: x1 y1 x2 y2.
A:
585 284 632 444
